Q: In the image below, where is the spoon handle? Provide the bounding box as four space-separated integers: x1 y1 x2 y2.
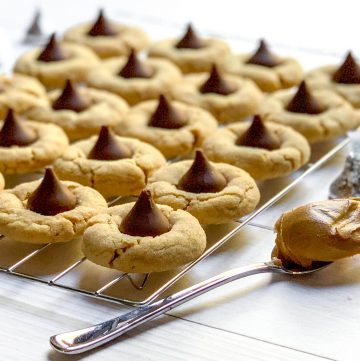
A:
50 262 275 354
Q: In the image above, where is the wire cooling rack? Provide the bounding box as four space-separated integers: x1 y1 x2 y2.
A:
0 137 349 306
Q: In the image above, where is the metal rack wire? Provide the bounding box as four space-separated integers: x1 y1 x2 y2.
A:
0 138 349 306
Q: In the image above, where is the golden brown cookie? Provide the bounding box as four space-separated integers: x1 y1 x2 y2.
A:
14 34 99 88
306 52 360 108
54 127 166 198
0 168 107 243
222 40 303 92
170 65 262 123
202 116 311 180
0 109 69 174
149 24 231 73
64 10 149 59
261 81 360 142
82 190 206 273
25 80 129 140
0 73 48 118
86 50 182 105
114 95 218 158
0 172 4 190
148 150 260 224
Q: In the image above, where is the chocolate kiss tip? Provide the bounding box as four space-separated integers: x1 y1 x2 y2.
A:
37 33 66 62
88 9 117 37
175 23 204 49
52 80 89 113
178 149 226 193
27 11 42 36
119 190 170 237
332 51 360 84
246 39 279 68
118 49 154 79
0 109 37 147
149 95 187 129
286 81 323 115
27 167 77 216
236 115 279 150
88 126 132 161
200 64 236 95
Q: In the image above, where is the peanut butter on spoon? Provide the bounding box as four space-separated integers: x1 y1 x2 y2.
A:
27 167 77 216
0 109 37 147
120 190 170 237
37 33 66 62
175 24 204 49
52 80 90 113
178 149 226 193
118 50 154 79
88 9 117 37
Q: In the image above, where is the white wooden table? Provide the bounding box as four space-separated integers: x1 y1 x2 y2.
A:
0 1 359 360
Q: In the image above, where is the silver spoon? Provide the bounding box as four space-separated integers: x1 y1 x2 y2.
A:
50 259 330 354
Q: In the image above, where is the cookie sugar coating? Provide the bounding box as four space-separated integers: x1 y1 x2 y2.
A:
115 99 217 159
54 135 166 198
202 121 311 180
0 179 107 243
86 56 182 105
82 202 206 273
148 160 260 224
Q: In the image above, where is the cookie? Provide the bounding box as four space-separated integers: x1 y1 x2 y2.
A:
149 24 231 73
86 50 182 105
222 39 303 92
0 168 107 243
306 52 360 108
14 34 99 88
114 95 218 158
202 115 311 180
148 150 260 224
64 10 149 59
0 73 48 118
25 80 129 140
261 81 360 142
54 126 166 198
170 65 262 123
0 109 69 174
82 190 206 273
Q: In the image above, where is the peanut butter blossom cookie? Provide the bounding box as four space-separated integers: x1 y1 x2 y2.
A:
0 74 48 118
149 24 231 73
261 81 360 142
203 115 311 180
306 52 360 108
64 10 149 59
148 150 260 224
222 39 303 92
0 109 69 174
171 64 262 123
82 190 206 273
87 49 182 105
14 33 99 88
115 94 217 158
0 167 107 243
25 80 129 140
54 126 166 198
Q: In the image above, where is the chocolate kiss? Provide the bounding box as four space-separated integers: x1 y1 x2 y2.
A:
148 95 187 129
88 126 132 161
178 150 227 193
120 190 170 237
26 11 42 36
37 33 66 62
87 9 117 37
236 115 279 150
332 52 360 84
0 109 37 147
175 24 204 49
27 167 77 216
286 81 324 114
118 50 154 79
52 80 90 113
246 39 279 68
200 65 236 95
